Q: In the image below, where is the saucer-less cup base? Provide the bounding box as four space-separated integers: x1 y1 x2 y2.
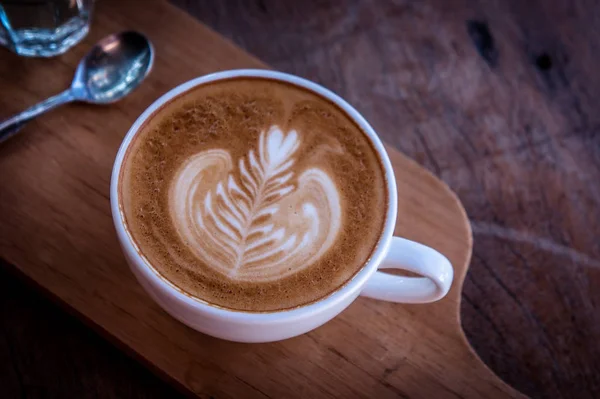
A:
111 69 454 343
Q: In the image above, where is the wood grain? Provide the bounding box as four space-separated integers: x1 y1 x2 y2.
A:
0 0 522 397
168 0 600 397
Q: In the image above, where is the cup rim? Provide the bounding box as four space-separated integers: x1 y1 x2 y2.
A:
110 69 398 323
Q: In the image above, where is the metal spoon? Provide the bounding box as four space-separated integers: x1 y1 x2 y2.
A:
0 31 154 143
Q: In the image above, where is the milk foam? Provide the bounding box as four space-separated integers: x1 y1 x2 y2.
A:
169 126 341 282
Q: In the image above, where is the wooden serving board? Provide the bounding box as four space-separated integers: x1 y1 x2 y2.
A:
0 0 523 397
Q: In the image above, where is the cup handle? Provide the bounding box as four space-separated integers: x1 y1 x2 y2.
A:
360 237 454 303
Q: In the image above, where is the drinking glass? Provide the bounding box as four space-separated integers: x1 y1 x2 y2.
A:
0 0 93 57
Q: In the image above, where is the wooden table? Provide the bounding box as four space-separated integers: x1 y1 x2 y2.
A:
1 0 599 398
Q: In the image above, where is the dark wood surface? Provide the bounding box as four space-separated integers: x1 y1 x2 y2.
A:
1 0 599 398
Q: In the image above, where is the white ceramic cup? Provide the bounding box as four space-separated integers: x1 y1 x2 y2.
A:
110 69 454 343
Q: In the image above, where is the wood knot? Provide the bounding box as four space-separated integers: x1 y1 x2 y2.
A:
466 20 498 68
535 53 553 71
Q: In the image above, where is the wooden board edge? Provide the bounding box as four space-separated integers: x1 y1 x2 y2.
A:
0 259 196 398
157 0 268 69
389 151 525 398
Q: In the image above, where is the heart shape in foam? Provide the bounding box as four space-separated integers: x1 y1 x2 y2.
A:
169 126 342 282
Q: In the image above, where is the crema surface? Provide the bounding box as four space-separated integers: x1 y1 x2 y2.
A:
120 78 387 311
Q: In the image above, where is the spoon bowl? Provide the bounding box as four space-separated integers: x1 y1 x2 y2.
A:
72 31 154 103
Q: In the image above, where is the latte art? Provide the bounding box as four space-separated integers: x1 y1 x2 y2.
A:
169 126 341 282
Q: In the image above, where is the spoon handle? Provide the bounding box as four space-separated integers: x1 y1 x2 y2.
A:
0 90 75 144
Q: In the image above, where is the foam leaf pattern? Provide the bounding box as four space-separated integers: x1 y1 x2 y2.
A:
169 126 341 282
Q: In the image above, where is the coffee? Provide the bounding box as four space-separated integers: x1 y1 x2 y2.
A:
119 77 387 311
